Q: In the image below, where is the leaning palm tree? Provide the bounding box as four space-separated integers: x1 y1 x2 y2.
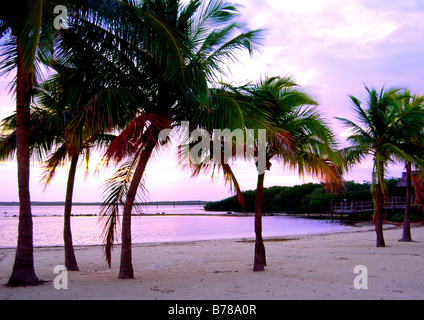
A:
58 0 186 277
337 86 421 247
96 0 263 278
0 0 61 286
44 0 191 276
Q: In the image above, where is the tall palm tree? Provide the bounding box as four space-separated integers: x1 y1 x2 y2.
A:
96 0 263 278
30 0 192 276
0 0 61 286
337 86 421 247
246 77 342 271
51 0 188 277
187 77 343 271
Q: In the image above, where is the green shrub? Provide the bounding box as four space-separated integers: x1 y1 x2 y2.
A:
204 179 404 214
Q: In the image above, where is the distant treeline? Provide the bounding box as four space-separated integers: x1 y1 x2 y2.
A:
204 179 405 214
0 200 208 206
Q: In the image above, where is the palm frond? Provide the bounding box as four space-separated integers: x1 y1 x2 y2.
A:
42 143 69 186
0 130 16 161
99 156 147 267
203 29 263 79
289 151 344 191
101 113 171 165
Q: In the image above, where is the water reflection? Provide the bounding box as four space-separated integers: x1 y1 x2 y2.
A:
0 205 348 248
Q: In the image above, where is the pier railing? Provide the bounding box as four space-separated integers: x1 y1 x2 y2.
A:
329 196 412 220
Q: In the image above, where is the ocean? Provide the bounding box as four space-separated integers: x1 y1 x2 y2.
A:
0 205 349 248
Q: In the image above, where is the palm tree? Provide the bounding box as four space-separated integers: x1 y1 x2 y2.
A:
394 90 424 242
337 86 422 247
187 77 343 271
0 0 61 286
37 61 135 270
1 47 138 271
96 0 263 278
29 0 192 276
183 81 274 212
52 0 186 277
246 77 343 271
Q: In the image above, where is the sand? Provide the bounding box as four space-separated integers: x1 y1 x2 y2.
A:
1 222 424 300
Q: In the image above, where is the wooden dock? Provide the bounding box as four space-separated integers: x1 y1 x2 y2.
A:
329 196 411 221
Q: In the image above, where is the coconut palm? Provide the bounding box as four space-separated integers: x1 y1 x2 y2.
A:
0 0 63 286
337 86 423 247
187 76 343 271
4 0 194 278
246 77 343 271
52 0 188 277
183 81 274 212
95 0 263 278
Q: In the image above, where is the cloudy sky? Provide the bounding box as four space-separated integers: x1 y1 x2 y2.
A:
1 0 424 203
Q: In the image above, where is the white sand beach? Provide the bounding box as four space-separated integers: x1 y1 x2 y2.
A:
1 222 424 300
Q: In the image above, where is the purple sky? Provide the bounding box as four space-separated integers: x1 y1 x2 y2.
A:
1 0 424 202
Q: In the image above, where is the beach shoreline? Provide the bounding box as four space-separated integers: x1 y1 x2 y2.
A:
1 222 423 300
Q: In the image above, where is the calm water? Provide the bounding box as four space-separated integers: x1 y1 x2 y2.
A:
0 205 349 248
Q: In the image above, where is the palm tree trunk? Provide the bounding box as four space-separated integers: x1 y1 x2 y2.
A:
375 179 385 247
399 162 412 242
7 51 39 286
64 154 79 270
119 137 157 279
410 173 424 218
253 172 266 271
